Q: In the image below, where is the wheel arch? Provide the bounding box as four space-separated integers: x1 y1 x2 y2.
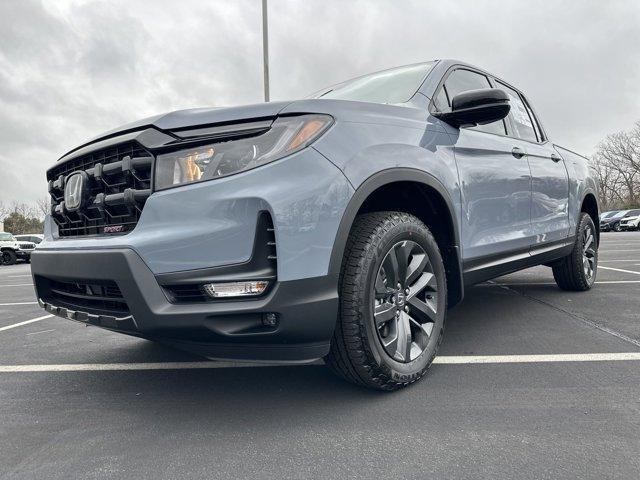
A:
329 168 464 307
580 191 600 243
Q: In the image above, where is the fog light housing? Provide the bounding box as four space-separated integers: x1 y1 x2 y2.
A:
202 281 269 298
262 312 278 326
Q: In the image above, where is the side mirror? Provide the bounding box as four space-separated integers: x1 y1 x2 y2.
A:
434 88 510 128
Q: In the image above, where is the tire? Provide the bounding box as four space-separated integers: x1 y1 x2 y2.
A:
613 222 621 232
1 250 17 266
552 213 598 291
326 211 447 391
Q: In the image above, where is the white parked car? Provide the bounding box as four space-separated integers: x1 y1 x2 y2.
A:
620 209 640 231
0 232 36 265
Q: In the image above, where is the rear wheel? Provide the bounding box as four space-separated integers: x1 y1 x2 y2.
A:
326 211 447 391
552 213 597 291
1 250 17 266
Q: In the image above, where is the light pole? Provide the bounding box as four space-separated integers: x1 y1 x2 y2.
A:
262 0 270 102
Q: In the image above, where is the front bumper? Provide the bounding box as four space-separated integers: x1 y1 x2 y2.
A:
16 250 32 260
31 249 338 361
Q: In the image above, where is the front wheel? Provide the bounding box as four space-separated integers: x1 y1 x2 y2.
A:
1 250 17 266
326 211 447 391
552 213 598 291
613 222 622 232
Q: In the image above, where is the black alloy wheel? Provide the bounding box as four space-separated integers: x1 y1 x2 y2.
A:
374 240 439 363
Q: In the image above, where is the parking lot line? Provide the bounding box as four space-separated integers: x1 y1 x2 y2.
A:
0 315 53 332
600 249 640 252
600 259 640 262
1 353 639 373
0 302 38 306
478 280 640 286
598 265 640 275
434 353 640 364
0 284 34 287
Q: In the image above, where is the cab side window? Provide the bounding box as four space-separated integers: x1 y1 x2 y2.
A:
495 81 538 142
438 69 506 136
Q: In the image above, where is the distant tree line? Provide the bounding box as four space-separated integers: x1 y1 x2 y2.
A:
0 199 49 235
590 121 640 211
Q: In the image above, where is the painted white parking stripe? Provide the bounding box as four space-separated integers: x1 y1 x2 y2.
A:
432 353 640 364
0 315 53 332
7 275 32 278
600 249 640 252
600 259 640 262
0 302 38 306
598 266 640 276
0 353 639 372
0 284 34 287
0 361 278 372
478 280 640 287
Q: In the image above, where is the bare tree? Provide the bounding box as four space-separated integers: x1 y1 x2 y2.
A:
0 200 10 221
591 121 640 209
35 196 51 219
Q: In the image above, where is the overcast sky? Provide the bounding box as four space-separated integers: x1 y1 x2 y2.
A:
1 0 639 205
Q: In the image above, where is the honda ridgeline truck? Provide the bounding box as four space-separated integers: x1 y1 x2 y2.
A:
32 60 599 390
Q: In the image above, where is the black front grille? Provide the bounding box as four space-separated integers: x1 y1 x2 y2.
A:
43 278 130 315
48 141 153 237
19 243 34 250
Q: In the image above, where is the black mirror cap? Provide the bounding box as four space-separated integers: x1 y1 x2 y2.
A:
434 88 510 128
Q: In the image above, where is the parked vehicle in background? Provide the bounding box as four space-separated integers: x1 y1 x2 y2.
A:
0 232 35 265
600 210 628 232
32 59 599 390
599 211 618 220
619 209 640 231
15 234 44 245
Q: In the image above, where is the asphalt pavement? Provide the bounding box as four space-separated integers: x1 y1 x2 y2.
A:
1 232 639 479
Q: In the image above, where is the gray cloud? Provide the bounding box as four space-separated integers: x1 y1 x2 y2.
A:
1 0 639 204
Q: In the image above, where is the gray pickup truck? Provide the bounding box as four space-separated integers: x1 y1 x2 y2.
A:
32 59 599 390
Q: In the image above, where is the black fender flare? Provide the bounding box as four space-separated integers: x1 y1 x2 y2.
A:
328 168 463 306
579 188 600 240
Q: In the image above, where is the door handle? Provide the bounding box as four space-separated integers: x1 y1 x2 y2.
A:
550 153 562 163
511 147 526 159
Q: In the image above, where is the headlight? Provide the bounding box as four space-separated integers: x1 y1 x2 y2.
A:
155 114 332 190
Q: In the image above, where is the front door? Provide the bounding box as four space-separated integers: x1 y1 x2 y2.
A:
453 129 533 260
434 68 534 262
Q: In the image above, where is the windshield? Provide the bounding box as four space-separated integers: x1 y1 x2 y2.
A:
600 211 616 219
313 62 435 105
0 233 15 241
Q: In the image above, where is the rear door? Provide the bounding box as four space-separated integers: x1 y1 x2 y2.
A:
495 80 571 246
435 68 533 261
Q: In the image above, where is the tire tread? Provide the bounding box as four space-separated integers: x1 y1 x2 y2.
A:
326 211 446 390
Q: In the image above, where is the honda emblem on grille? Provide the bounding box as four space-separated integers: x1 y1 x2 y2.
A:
64 171 89 211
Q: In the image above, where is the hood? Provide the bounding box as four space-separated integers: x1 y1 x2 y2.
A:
61 101 294 159
60 97 431 160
